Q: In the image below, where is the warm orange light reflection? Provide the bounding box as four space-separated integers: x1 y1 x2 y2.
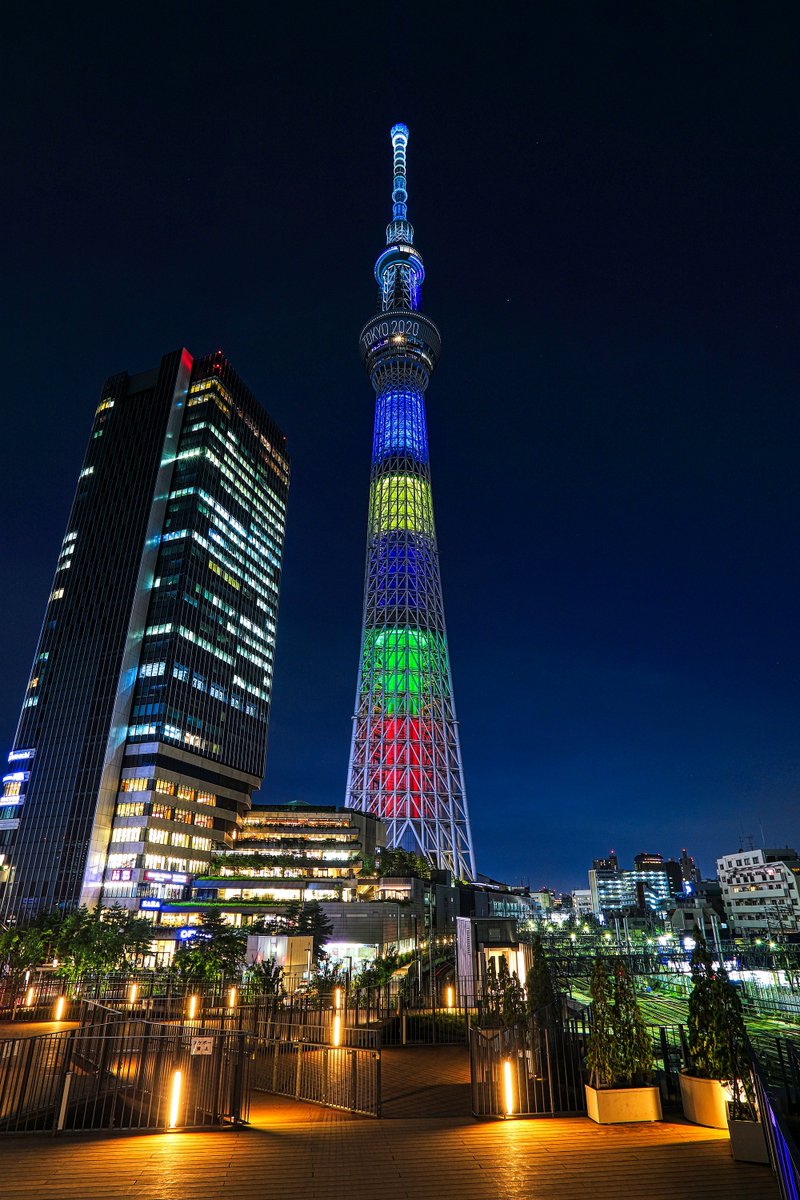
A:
445 985 454 1009
54 996 66 1021
24 987 34 1008
128 982 138 1004
332 1013 342 1047
187 994 198 1020
228 986 237 1009
334 986 343 1011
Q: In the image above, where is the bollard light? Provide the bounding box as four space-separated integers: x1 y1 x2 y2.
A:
445 985 454 1009
128 982 138 1005
24 987 35 1008
168 1069 183 1129
503 1059 515 1116
228 986 237 1010
334 986 343 1011
54 996 66 1021
332 1013 342 1048
187 994 198 1021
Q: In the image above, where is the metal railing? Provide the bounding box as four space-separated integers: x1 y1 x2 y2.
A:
752 1054 800 1199
0 1014 249 1134
250 1038 381 1117
470 1014 589 1118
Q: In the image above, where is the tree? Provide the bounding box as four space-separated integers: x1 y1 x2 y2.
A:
484 957 525 1028
586 957 615 1089
610 959 653 1086
526 935 556 1019
36 905 155 985
172 912 249 986
0 913 55 984
311 957 347 998
377 848 430 879
686 941 750 1111
353 949 400 991
245 957 284 997
586 955 653 1088
279 900 333 961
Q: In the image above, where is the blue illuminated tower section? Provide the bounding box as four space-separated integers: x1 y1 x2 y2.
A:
346 124 476 881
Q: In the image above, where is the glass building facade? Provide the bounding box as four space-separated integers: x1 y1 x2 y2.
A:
0 349 289 919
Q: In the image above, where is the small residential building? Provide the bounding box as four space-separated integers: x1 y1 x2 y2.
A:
572 889 593 919
717 847 800 937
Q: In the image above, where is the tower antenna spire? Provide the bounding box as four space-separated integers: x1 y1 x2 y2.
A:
390 122 410 222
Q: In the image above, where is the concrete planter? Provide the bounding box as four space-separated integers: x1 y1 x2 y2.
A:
679 1071 728 1129
585 1083 662 1124
728 1115 770 1164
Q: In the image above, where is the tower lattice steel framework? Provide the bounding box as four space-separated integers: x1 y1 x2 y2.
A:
345 124 476 881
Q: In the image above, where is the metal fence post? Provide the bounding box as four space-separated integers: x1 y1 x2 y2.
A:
55 1072 73 1132
294 1042 302 1099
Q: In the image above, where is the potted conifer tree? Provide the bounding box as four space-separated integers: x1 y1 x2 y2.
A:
585 956 662 1123
680 943 768 1160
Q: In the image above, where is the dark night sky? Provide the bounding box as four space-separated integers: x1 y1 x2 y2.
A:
3 3 800 891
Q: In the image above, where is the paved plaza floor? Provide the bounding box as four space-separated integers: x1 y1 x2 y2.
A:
0 1045 780 1200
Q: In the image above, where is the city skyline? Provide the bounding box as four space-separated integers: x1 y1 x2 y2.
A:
4 7 800 892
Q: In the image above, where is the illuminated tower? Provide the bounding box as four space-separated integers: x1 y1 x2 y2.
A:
345 124 476 880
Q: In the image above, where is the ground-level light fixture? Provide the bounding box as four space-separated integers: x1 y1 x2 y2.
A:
334 986 343 1011
54 996 66 1021
24 987 35 1008
228 986 237 1010
128 982 138 1005
445 985 454 1009
187 994 199 1020
503 1059 515 1116
332 1013 342 1048
168 1069 183 1129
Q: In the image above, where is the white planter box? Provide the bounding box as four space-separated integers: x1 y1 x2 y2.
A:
728 1116 770 1164
585 1083 662 1124
679 1071 729 1129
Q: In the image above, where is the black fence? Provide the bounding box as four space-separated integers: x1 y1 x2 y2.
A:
751 1052 800 1200
250 1035 381 1117
470 1014 589 1118
0 1014 249 1134
649 1022 688 1108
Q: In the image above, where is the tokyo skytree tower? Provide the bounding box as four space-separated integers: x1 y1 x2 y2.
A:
345 124 476 881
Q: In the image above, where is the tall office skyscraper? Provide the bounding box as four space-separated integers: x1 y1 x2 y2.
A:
0 349 289 920
345 125 476 880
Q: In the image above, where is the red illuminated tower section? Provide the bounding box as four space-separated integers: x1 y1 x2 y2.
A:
345 125 476 881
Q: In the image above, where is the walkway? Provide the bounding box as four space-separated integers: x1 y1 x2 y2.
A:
0 1045 781 1200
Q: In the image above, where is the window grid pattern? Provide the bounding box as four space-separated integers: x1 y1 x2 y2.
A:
128 355 289 779
1 352 188 917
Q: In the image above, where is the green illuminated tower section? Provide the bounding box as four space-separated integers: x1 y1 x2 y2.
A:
345 124 476 881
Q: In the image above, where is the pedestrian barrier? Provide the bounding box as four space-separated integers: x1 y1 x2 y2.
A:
0 1015 248 1133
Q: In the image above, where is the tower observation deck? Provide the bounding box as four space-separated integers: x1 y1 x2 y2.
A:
345 124 476 881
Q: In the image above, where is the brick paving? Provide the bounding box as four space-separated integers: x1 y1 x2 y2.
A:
0 1045 781 1199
